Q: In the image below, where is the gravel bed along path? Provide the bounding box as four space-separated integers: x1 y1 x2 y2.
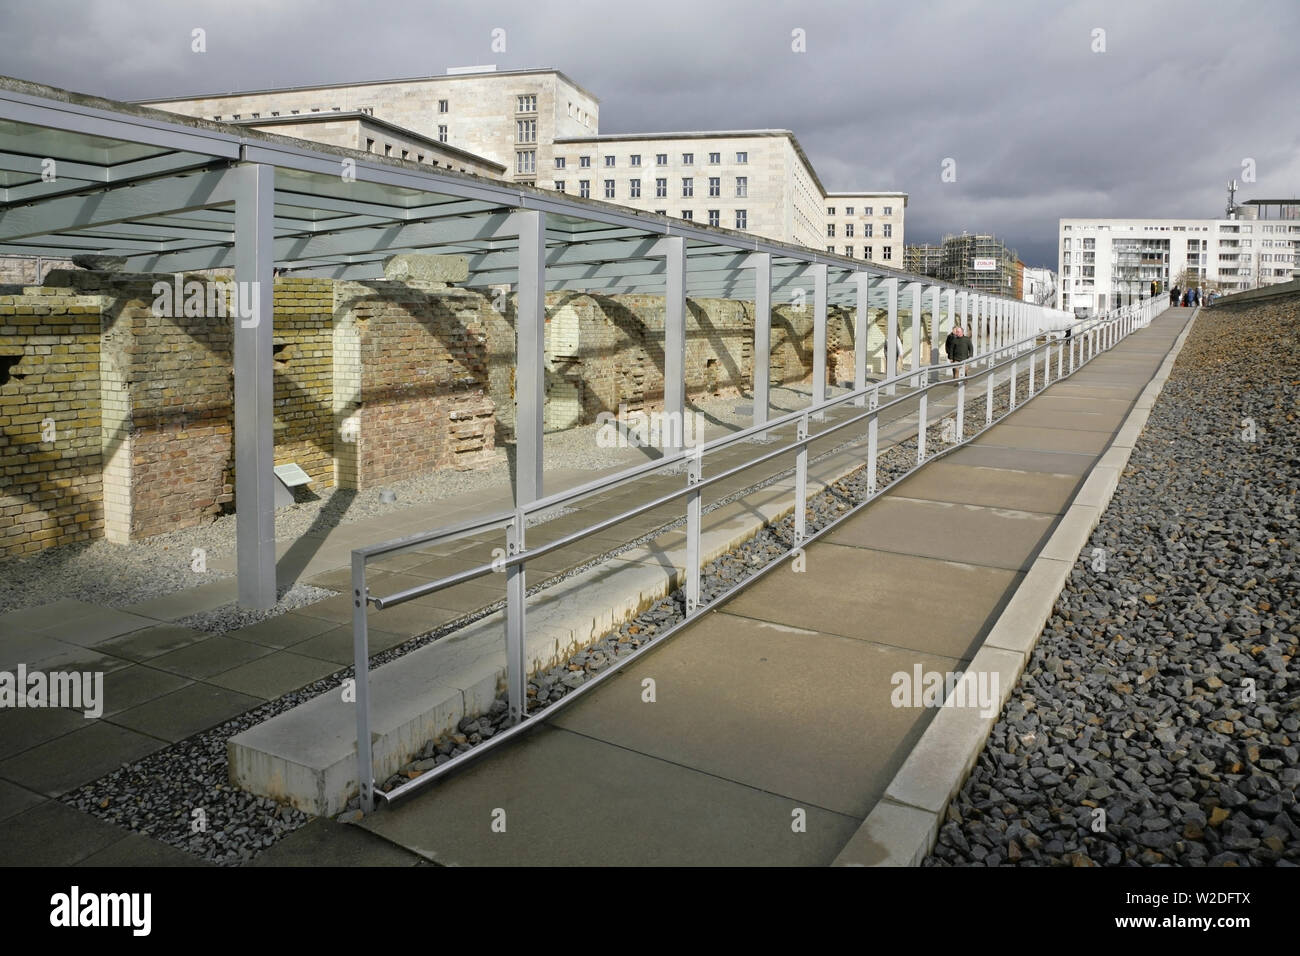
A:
925 304 1299 867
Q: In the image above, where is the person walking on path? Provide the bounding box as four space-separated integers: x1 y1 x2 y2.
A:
946 324 973 378
1170 285 1180 307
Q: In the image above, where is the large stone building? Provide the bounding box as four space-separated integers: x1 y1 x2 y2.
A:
1058 205 1300 313
139 66 904 258
139 67 599 185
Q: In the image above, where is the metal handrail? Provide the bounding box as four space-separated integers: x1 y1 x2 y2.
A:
349 293 1168 811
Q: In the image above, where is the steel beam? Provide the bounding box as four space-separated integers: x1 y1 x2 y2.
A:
515 209 546 504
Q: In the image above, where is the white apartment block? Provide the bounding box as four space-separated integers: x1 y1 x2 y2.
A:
141 67 904 256
139 67 598 184
1058 215 1300 313
824 192 907 267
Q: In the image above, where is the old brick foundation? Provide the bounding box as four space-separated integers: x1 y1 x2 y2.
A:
0 265 920 557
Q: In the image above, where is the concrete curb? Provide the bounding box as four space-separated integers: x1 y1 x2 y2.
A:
832 309 1201 867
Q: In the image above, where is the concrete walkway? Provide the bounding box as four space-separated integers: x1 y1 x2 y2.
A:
0 374 955 863
352 310 1195 866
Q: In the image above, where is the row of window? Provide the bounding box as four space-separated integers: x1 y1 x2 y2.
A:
551 176 750 199
826 205 893 217
828 223 890 238
824 245 893 260
550 151 750 168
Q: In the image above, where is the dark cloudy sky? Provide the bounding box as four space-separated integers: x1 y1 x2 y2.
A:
2 0 1297 266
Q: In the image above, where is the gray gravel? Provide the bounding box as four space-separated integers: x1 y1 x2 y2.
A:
925 303 1299 867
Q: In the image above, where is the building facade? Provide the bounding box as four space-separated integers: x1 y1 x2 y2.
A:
139 67 598 186
1022 266 1057 306
1057 213 1300 312
824 192 908 267
140 67 903 256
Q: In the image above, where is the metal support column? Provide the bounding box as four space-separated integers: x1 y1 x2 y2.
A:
659 236 687 452
230 163 277 610
909 281 922 384
747 252 772 429
853 272 870 406
515 209 546 504
885 277 899 395
812 263 828 414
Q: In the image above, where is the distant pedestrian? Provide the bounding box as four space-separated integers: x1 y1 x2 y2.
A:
1170 285 1180 307
946 324 973 378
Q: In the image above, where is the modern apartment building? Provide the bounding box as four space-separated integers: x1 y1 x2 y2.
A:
139 67 598 185
140 66 904 256
1057 210 1300 313
824 192 908 266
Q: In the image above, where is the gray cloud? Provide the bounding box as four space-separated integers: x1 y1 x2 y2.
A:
2 0 1296 266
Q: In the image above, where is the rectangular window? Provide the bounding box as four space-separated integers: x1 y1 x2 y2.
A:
579 180 590 198
845 206 854 215
709 152 721 164
516 119 536 143
681 210 693 221
656 153 668 165
827 245 836 253
827 224 836 238
883 224 892 238
579 155 591 167
516 95 536 113
630 154 641 166
554 180 565 193
682 153 694 165
629 179 641 198
438 125 448 143
655 209 667 215
682 177 694 197
708 209 720 227
401 150 409 160
845 223 854 237
708 177 721 197
735 176 747 197
864 206 873 215
384 144 391 156
439 99 449 113
735 209 748 229
864 224 873 237
366 138 375 152
655 178 668 198
827 207 836 216
515 150 535 174
883 206 892 215
555 157 566 169
845 246 854 257
736 151 748 164
864 245 873 258
604 179 615 199
882 246 892 260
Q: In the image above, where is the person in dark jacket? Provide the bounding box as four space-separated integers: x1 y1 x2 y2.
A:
1170 285 1180 307
947 324 973 378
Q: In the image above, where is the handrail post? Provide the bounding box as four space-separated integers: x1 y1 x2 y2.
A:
985 367 994 425
956 372 966 442
866 388 879 496
505 515 527 724
917 387 927 464
794 414 809 542
1010 355 1018 409
685 446 702 614
351 552 374 813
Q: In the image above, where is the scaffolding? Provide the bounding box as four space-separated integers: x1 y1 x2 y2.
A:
939 233 1018 296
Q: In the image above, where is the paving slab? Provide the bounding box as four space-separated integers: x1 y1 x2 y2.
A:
551 610 963 818
999 405 1124 432
941 444 1096 476
0 704 89 761
0 632 83 670
249 817 420 867
887 461 1082 514
228 612 339 649
0 721 166 796
107 683 262 742
148 635 275 680
0 599 101 632
289 625 408 667
0 800 131 866
825 496 1056 572
969 423 1113 455
723 543 1019 659
118 578 239 621
36 608 156 647
78 832 211 866
96 623 212 662
362 724 861 866
0 779 46 823
98 663 193 718
205 651 342 700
